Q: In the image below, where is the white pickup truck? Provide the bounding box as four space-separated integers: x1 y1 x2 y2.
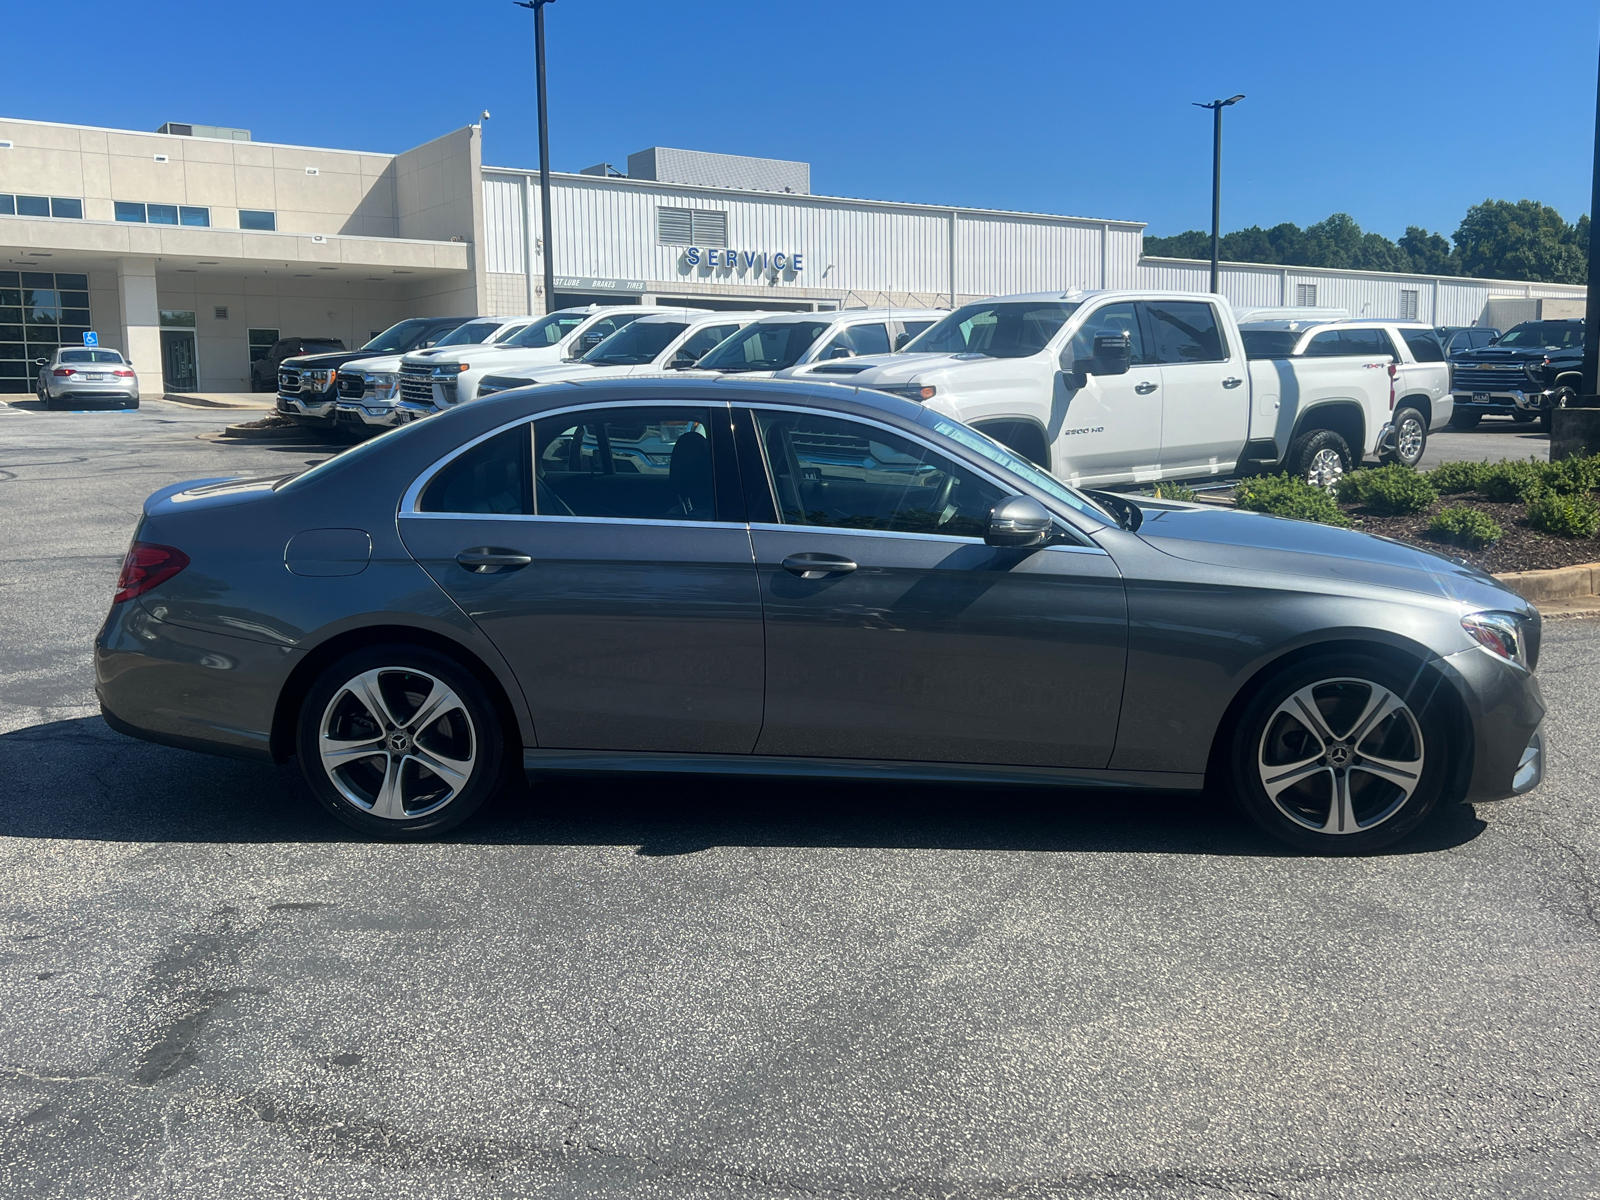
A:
833 290 1445 489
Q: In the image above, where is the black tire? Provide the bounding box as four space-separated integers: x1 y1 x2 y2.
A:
1228 653 1454 854
125 399 140 410
1510 411 1535 424
1286 428 1352 491
1448 409 1482 430
1536 386 1575 434
295 643 509 839
1381 406 1428 468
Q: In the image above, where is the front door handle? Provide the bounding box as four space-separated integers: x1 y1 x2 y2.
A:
781 553 858 579
456 547 533 574
1134 381 1158 395
1222 376 1243 388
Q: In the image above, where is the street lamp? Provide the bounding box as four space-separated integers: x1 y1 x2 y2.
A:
1192 94 1245 296
514 0 557 314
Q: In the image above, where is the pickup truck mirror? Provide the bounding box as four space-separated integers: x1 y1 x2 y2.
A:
1091 330 1132 376
985 495 1053 549
670 349 700 368
894 332 913 350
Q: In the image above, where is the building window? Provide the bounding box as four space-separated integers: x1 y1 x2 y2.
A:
115 202 210 227
239 209 276 231
1399 289 1419 320
248 328 279 363
160 310 197 329
657 207 727 248
0 271 91 395
1295 283 1318 307
0 194 82 219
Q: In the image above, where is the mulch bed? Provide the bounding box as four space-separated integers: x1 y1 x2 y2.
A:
1343 496 1599 574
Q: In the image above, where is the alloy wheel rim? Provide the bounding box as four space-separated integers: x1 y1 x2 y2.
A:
1396 418 1425 463
1306 447 1345 491
1257 677 1424 835
318 667 476 820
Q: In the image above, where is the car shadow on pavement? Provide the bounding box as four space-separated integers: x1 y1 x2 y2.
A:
0 716 1488 858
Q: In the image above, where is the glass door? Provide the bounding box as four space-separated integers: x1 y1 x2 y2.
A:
159 309 198 392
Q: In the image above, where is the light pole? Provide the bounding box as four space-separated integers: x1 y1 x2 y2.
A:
1583 35 1600 403
515 0 557 313
1192 95 1245 296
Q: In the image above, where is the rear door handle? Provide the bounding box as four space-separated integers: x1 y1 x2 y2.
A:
782 553 858 579
455 547 533 574
1134 381 1158 395
1222 376 1243 388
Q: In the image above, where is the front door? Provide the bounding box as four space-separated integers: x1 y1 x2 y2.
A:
160 330 197 391
398 403 765 753
742 407 1127 767
1050 301 1163 486
1142 298 1245 477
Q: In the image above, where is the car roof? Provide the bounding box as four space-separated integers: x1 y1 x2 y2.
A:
623 308 765 325
737 307 948 326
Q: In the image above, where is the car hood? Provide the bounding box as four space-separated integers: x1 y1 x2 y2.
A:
1455 346 1570 362
844 352 1027 385
1133 504 1527 610
500 361 633 384
339 353 406 374
408 344 567 370
281 349 367 370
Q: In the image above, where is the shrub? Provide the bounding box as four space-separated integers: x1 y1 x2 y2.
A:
1335 464 1438 515
1545 452 1600 496
1427 460 1490 494
1526 491 1600 538
1429 506 1503 549
1478 458 1552 503
1149 482 1197 502
1234 474 1351 527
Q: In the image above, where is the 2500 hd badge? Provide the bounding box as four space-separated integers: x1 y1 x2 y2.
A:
1062 425 1105 436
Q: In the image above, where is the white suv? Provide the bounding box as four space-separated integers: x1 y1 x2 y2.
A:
691 309 946 378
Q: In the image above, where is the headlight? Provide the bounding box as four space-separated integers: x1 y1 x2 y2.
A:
433 363 470 377
1462 611 1530 669
1525 358 1549 383
879 383 937 403
369 373 398 399
306 368 337 386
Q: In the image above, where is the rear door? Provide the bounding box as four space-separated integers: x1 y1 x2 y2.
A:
397 401 765 753
1144 299 1245 477
738 405 1127 768
1393 327 1448 424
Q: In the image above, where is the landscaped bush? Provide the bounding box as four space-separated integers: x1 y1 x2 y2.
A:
1426 460 1490 494
1478 458 1552 503
1234 474 1351 527
1335 464 1438 515
1429 506 1503 549
1148 482 1197 502
1526 491 1600 538
1545 452 1600 496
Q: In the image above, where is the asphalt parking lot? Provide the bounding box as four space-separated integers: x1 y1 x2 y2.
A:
1 398 1598 1199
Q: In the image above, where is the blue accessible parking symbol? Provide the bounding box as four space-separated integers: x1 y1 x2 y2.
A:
83 331 98 347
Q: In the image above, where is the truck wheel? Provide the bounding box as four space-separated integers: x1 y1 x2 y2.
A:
1448 410 1482 431
1287 429 1352 492
1381 407 1428 469
1537 386 1576 434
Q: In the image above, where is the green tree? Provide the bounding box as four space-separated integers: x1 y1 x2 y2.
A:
1454 199 1586 283
1398 226 1458 275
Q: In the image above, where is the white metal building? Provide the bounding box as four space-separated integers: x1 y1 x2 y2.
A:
0 114 1583 396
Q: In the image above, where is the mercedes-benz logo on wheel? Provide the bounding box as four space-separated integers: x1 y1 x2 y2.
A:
1327 744 1352 768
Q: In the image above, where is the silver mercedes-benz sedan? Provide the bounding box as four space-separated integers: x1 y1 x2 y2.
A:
95 377 1545 852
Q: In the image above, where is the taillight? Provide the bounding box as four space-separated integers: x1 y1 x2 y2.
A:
53 367 74 377
114 369 135 378
113 542 190 605
1388 361 1397 410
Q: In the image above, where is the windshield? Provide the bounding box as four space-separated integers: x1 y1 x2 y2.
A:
433 320 506 348
697 321 833 371
924 415 1114 526
1241 330 1302 359
906 301 1081 358
361 319 461 354
60 349 126 364
1495 321 1584 349
581 321 688 365
498 312 585 348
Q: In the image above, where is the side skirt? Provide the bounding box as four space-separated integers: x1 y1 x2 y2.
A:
523 749 1203 792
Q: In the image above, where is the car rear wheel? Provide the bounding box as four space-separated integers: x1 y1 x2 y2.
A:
1448 409 1482 430
1381 406 1428 468
296 644 507 839
1287 429 1352 492
1228 654 1451 853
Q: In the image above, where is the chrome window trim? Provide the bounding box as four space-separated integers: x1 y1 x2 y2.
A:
746 521 1107 554
742 402 1099 547
400 511 747 531
399 397 733 517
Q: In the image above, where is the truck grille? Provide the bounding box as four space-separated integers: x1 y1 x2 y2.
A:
277 368 301 396
337 372 365 399
1453 364 1531 392
399 371 436 405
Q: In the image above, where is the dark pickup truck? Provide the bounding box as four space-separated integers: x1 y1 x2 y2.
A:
1449 318 1583 432
277 316 469 429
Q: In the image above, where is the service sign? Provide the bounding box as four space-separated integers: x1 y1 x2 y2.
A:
682 248 804 277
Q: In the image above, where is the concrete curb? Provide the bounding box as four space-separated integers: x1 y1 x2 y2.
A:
1492 561 1600 602
163 392 274 411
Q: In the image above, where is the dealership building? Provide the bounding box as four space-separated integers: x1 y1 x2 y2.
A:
0 114 1587 395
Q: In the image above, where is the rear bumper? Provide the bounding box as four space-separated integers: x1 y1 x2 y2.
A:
53 388 137 403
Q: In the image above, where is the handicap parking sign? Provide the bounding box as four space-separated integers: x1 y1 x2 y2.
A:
83 331 98 347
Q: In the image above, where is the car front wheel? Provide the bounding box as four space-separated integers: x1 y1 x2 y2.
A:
1537 386 1575 434
296 644 508 839
1229 654 1452 853
1449 409 1482 430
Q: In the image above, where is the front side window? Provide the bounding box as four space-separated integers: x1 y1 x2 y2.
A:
675 323 738 364
1496 322 1584 349
1144 301 1226 364
504 312 589 348
753 410 1003 538
433 320 505 348
697 321 832 372
1070 303 1151 365
361 319 455 354
841 323 891 356
535 406 718 520
907 301 1079 359
581 320 687 365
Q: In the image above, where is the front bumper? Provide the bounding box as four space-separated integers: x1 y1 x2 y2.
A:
395 399 440 424
1436 642 1547 804
276 392 338 425
334 399 402 429
1451 389 1552 413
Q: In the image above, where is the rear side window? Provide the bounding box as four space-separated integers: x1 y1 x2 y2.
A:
1241 330 1300 359
1342 329 1395 358
1143 302 1227 364
419 426 534 515
534 406 718 521
1400 328 1446 363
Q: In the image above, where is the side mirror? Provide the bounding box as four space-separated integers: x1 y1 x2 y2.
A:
1091 330 1132 376
985 495 1053 549
825 344 854 360
1057 346 1086 390
670 349 700 368
894 332 912 350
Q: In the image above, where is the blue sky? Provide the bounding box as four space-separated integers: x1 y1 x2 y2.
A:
13 0 1599 240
